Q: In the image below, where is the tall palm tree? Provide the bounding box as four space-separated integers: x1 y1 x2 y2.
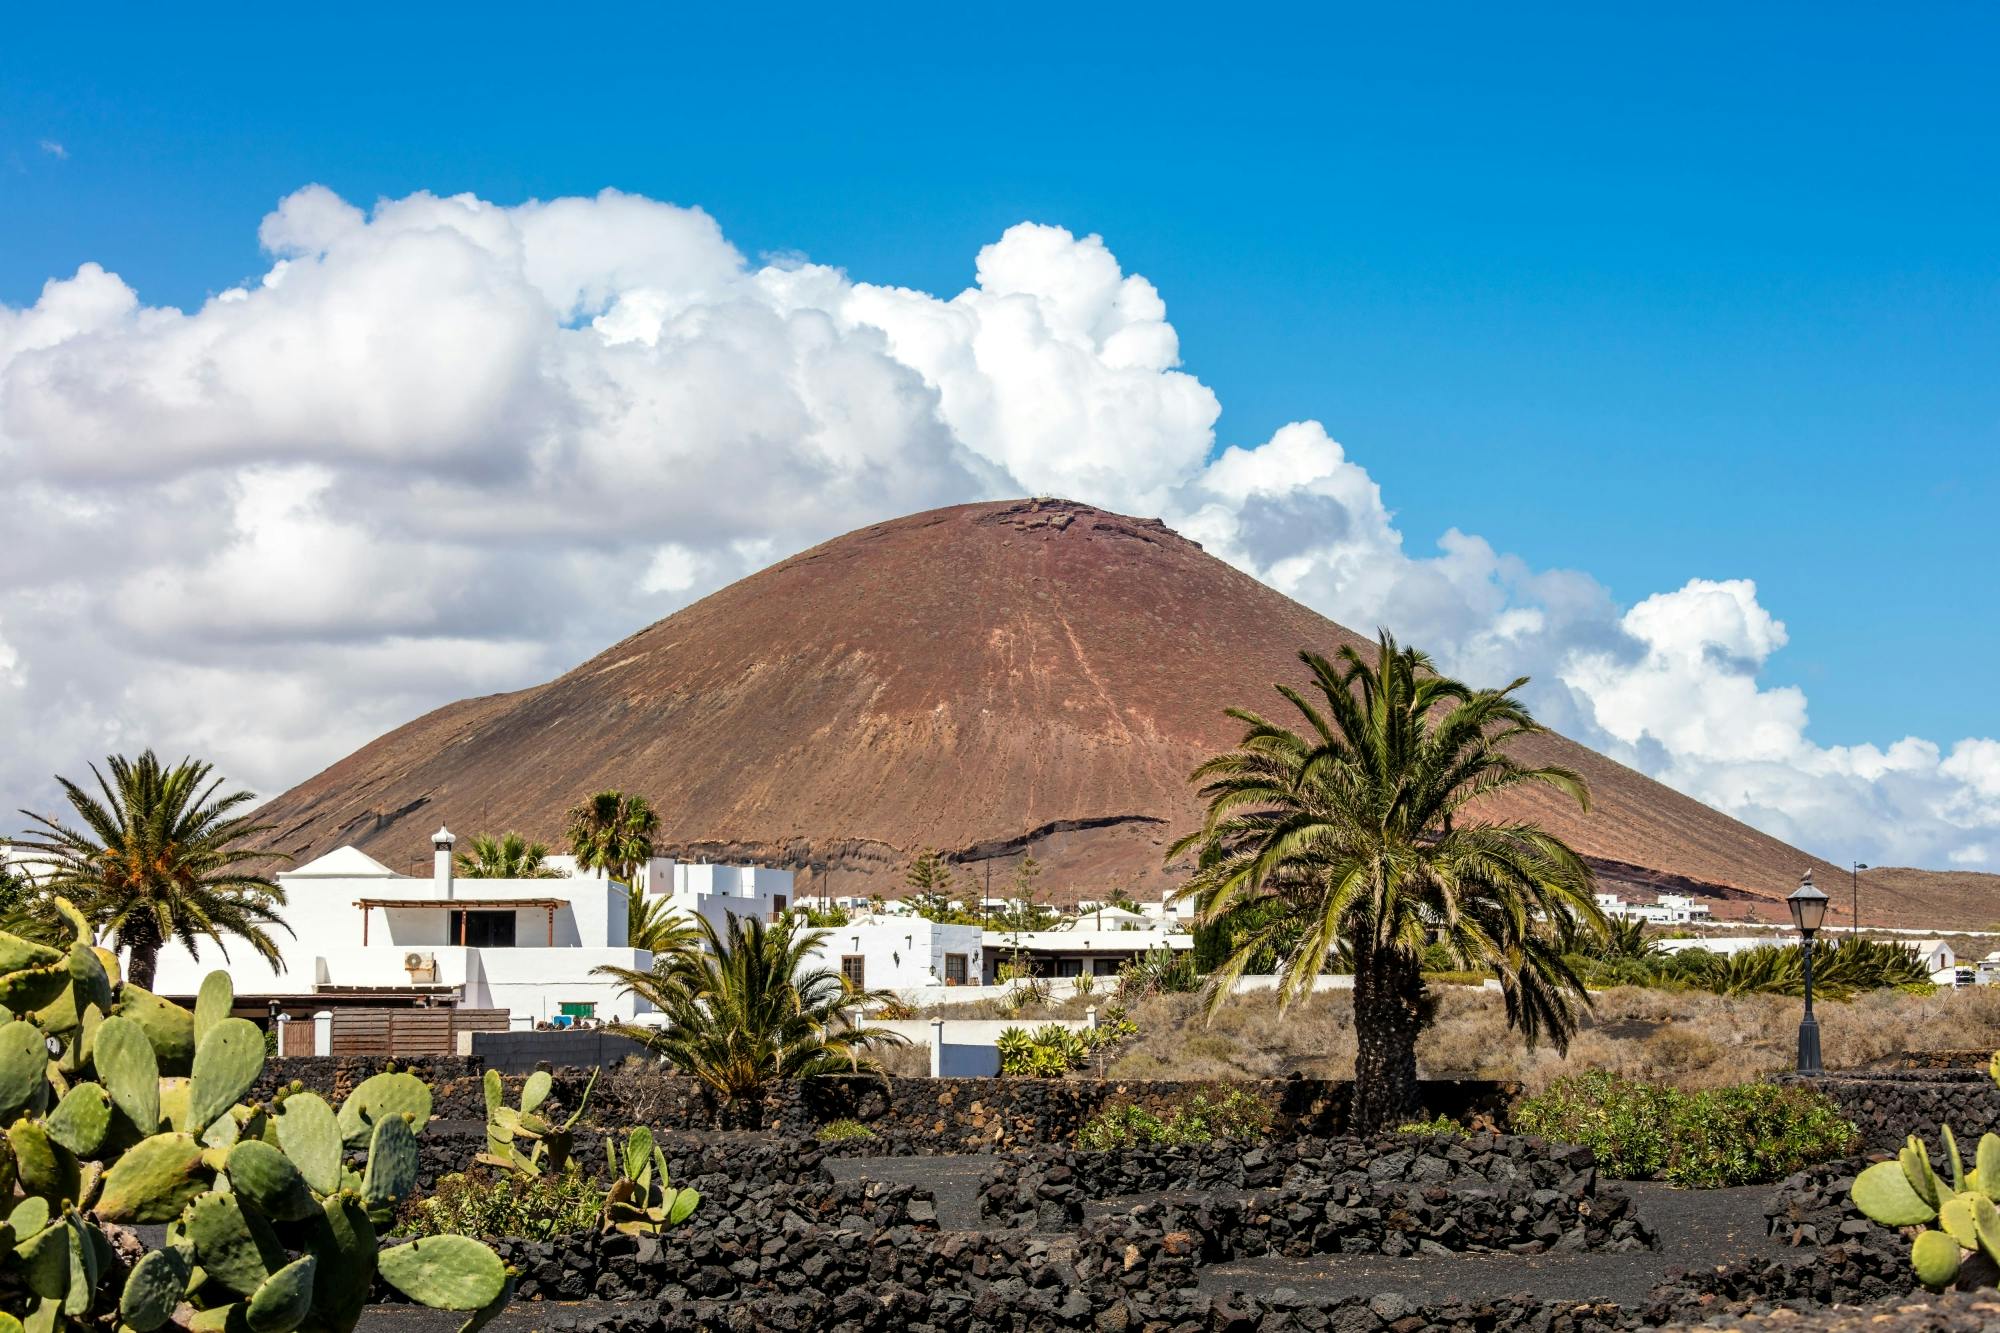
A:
1170 633 1606 1133
565 790 660 885
455 831 560 879
13 751 290 989
593 912 906 1103
623 882 702 956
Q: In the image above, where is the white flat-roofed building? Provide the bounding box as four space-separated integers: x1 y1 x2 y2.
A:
147 829 789 1027
980 927 1195 981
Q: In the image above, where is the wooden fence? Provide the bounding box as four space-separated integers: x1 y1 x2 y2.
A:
276 1008 511 1058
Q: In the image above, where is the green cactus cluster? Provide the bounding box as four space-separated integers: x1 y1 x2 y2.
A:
476 1067 595 1177
598 1128 699 1235
1849 1052 2000 1289
0 900 514 1333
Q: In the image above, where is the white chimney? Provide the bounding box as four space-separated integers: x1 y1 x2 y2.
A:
433 826 456 900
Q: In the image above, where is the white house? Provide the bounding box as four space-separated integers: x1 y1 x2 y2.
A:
1594 892 1713 925
150 828 791 1027
979 927 1195 981
800 918 986 993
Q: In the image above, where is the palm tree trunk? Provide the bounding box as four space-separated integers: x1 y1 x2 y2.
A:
1349 943 1425 1134
120 916 162 991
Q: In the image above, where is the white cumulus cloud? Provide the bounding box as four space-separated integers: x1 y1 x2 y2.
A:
0 184 1992 874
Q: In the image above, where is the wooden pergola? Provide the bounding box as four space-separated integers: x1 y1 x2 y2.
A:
353 897 566 946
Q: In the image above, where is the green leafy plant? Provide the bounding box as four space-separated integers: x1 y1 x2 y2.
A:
1514 1070 1857 1187
0 902 510 1332
1395 1114 1464 1136
397 1167 606 1242
996 1022 1130 1076
1077 1087 1272 1149
815 1118 878 1144
596 912 907 1101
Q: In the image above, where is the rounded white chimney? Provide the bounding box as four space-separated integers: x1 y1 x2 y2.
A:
433 826 456 899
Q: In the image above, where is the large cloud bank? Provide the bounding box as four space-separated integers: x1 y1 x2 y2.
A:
1 186 1993 871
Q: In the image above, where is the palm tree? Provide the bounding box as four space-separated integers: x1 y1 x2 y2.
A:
623 882 702 956
455 831 560 879
13 751 290 989
593 912 906 1104
565 790 660 884
1170 633 1606 1133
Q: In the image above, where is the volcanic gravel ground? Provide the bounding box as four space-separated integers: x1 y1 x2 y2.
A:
1194 1181 1789 1306
822 1152 992 1231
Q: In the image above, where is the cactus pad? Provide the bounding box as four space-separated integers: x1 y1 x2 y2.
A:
93 1013 163 1135
227 1140 318 1222
1912 1227 1962 1288
44 1081 113 1157
1853 1158 1937 1226
189 1017 266 1132
8 1118 79 1203
96 1132 209 1223
362 1113 419 1214
187 1191 285 1298
121 1246 194 1332
245 1254 316 1333
0 1017 48 1120
274 1091 342 1196
337 1069 433 1148
195 972 235 1049
519 1069 552 1114
377 1236 508 1310
112 984 198 1074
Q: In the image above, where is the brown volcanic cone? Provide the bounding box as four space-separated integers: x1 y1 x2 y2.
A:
251 498 1856 919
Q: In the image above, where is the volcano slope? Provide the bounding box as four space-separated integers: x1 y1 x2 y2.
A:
249 498 1876 918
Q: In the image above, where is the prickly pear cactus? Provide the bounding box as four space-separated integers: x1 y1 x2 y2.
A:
599 1127 701 1235
476 1065 597 1177
0 901 514 1332
1850 1053 2000 1289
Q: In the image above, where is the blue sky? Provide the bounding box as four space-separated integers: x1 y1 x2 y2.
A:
6 4 1993 744
0 4 1994 869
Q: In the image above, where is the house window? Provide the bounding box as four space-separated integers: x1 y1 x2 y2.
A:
771 894 788 923
840 955 866 989
448 910 516 948
1055 958 1083 978
1092 957 1121 976
944 953 968 985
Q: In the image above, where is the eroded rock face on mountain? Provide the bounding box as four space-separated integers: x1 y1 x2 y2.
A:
248 498 1846 911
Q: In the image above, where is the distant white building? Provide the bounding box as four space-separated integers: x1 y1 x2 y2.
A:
979 927 1195 982
1594 892 1713 925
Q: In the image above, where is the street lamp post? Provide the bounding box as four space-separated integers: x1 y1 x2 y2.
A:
1788 871 1830 1076
1850 862 1868 935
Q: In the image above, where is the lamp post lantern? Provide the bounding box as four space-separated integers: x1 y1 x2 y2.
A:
1788 871 1830 1075
1850 862 1868 935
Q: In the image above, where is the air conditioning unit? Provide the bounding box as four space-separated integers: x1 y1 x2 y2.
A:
403 952 437 982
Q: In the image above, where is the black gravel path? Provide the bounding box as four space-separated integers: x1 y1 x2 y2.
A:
822 1152 991 1232
1195 1181 1790 1306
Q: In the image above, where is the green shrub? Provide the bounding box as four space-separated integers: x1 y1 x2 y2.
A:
1665 1082 1860 1189
1395 1113 1464 1136
816 1118 878 1143
998 1018 1137 1076
1512 1071 1857 1187
1077 1087 1271 1149
396 1165 608 1240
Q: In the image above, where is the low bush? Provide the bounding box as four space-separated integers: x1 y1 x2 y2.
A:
816 1117 878 1143
1394 1113 1464 1136
396 1165 608 1240
998 1011 1139 1076
1512 1070 1858 1187
1076 1087 1271 1149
